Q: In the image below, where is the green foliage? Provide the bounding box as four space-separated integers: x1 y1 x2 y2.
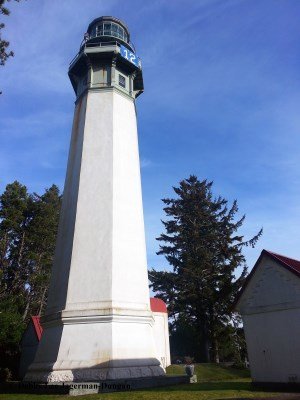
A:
0 0 21 67
0 298 24 348
0 181 31 299
0 181 61 317
25 185 61 316
150 176 262 362
170 316 204 361
0 297 25 378
0 181 61 376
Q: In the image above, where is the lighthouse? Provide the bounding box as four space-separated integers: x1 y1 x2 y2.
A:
25 16 165 382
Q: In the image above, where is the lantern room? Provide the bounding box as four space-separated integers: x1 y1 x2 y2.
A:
86 16 134 52
69 16 143 100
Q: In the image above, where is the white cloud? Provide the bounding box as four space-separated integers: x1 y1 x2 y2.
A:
140 158 153 168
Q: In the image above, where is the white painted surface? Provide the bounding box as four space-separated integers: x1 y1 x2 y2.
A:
236 254 300 383
152 312 171 369
25 88 165 382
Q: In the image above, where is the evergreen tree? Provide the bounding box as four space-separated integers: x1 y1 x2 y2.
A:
0 181 30 375
149 175 262 362
0 182 61 318
0 181 61 377
0 181 31 304
24 185 61 318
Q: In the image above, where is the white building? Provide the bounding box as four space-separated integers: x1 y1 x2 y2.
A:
150 298 171 369
235 249 300 385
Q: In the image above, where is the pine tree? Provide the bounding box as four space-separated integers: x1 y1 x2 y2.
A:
149 175 262 362
0 182 61 311
0 181 30 375
0 181 31 304
25 185 61 318
0 181 61 377
0 182 61 317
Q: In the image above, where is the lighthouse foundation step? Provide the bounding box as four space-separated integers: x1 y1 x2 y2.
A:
1 375 190 396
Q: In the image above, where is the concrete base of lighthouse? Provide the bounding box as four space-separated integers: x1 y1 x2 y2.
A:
24 309 165 382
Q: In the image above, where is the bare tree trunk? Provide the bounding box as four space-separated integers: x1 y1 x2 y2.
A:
199 321 211 362
0 232 8 264
22 294 31 321
17 231 26 266
37 286 47 316
11 231 26 293
213 335 220 363
0 232 10 285
204 337 211 362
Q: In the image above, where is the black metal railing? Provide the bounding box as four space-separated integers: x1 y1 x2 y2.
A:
69 40 138 68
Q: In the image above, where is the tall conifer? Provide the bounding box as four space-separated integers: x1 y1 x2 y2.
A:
149 175 262 362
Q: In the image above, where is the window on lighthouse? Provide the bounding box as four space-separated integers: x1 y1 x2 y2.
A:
119 74 126 88
104 23 111 35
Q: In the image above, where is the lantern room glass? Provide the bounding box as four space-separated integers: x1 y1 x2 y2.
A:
94 22 128 42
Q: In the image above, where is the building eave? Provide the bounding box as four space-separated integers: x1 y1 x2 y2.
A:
234 249 300 311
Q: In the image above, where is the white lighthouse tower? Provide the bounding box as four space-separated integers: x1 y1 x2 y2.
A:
25 16 165 382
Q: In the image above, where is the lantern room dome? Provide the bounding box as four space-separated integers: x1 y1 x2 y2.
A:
86 16 134 51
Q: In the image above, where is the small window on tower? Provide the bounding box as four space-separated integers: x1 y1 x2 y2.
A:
119 74 126 88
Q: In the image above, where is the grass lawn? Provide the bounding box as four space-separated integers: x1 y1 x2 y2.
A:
0 364 283 400
167 363 250 381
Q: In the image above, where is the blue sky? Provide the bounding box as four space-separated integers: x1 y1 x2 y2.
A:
1 0 300 274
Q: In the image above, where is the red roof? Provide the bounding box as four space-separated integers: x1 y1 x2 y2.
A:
234 249 300 308
267 250 300 274
31 316 43 341
150 297 167 313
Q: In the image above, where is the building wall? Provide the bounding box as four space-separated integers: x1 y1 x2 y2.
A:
19 323 39 379
152 312 171 369
238 255 300 383
243 308 300 383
